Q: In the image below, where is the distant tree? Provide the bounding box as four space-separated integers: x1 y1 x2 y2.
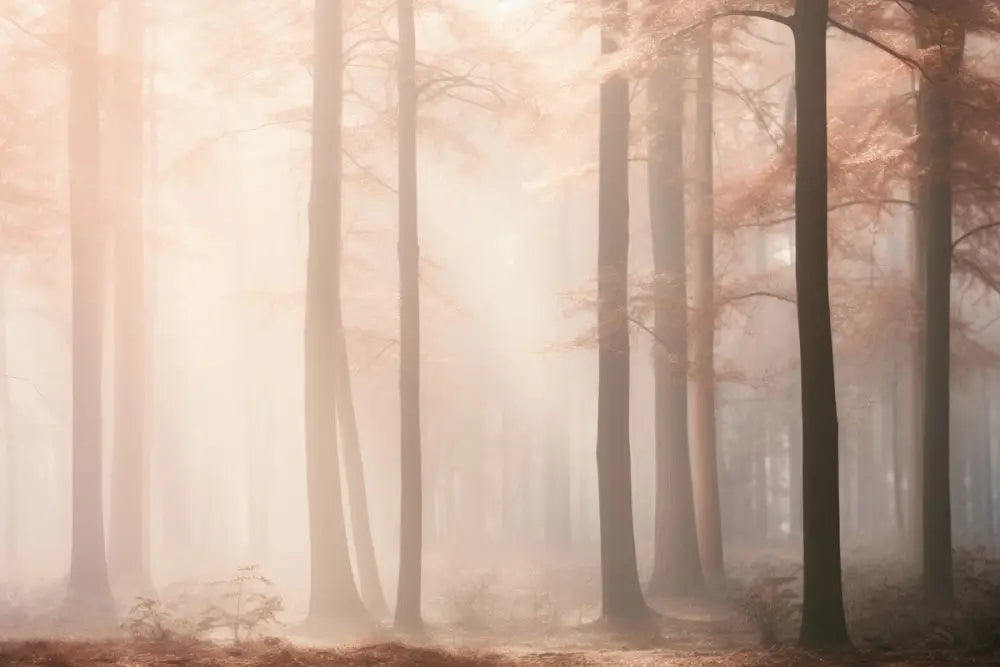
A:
645 27 704 598
303 0 369 630
689 24 725 587
108 0 151 595
395 0 423 633
66 0 115 619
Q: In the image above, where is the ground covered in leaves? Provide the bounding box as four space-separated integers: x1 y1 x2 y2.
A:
4 547 1000 664
1 638 999 666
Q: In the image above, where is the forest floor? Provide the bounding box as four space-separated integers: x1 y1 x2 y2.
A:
2 595 999 665
4 546 1000 664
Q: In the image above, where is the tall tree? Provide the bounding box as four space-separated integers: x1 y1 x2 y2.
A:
689 23 725 588
66 0 115 618
304 0 368 629
917 6 964 604
790 0 848 647
395 0 423 632
108 0 150 593
646 37 704 598
596 0 647 626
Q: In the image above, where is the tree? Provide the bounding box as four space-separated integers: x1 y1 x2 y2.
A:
646 32 704 598
689 24 725 587
395 0 423 633
789 0 849 647
595 0 648 627
917 5 964 604
108 0 151 594
66 0 115 619
303 0 369 630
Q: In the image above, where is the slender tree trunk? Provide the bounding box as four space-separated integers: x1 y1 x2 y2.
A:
890 352 907 540
646 45 704 598
792 0 849 647
304 0 368 628
143 0 158 577
395 0 423 632
983 373 995 543
333 329 390 618
67 0 115 618
689 26 724 587
917 11 962 604
109 0 150 594
0 272 16 584
595 0 647 626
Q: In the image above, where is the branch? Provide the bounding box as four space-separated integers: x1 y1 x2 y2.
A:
952 220 1000 251
719 291 796 308
827 17 928 79
738 198 916 229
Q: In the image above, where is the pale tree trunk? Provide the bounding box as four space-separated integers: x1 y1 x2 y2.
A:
917 10 963 604
595 0 647 626
143 0 158 577
109 0 150 594
333 329 390 618
646 46 704 599
1 271 17 585
689 25 724 587
304 0 368 628
791 0 849 647
395 0 423 632
67 0 115 619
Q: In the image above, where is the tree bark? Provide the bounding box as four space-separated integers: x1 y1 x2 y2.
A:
917 10 963 604
304 0 368 628
595 0 647 626
689 25 725 588
395 0 423 632
792 0 849 648
67 0 115 619
109 0 150 594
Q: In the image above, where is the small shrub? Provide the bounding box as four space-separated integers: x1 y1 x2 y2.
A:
442 573 498 630
201 565 284 644
122 596 207 641
732 569 800 647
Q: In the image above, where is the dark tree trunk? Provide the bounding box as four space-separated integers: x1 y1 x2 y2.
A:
67 0 115 619
395 0 423 632
596 0 647 626
304 0 368 628
917 11 963 604
791 0 849 647
689 26 724 587
109 0 150 594
646 46 704 598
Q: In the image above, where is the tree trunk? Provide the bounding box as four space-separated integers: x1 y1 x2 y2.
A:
67 0 115 619
689 26 724 587
333 327 390 618
595 0 647 626
395 0 423 632
792 0 849 647
109 0 150 594
917 11 962 604
0 271 17 585
304 0 368 628
646 46 704 599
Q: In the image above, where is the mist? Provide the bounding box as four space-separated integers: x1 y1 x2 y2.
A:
2 1 1000 665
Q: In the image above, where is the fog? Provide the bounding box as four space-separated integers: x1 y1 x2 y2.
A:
2 0 1000 664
